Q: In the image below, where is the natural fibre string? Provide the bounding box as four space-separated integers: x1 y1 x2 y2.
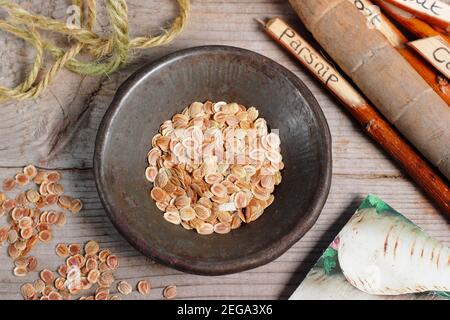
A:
0 0 190 102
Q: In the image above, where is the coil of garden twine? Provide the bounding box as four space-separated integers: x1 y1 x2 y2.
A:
0 0 190 102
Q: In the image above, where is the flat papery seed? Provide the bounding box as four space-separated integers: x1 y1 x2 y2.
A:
68 243 81 256
193 204 211 220
174 195 191 209
266 150 282 164
204 173 223 185
33 279 45 293
2 178 16 191
137 280 151 295
231 213 242 229
48 291 63 300
163 211 182 225
33 171 47 184
181 221 192 230
155 201 168 212
58 264 68 277
25 189 40 203
23 165 38 178
211 195 229 204
260 175 275 189
38 230 52 243
98 262 109 273
56 243 69 257
20 227 34 240
147 148 162 166
249 149 266 162
0 192 5 204
210 183 227 198
85 257 98 271
47 171 61 183
117 281 132 295
46 211 59 225
106 254 119 270
27 257 38 272
14 239 27 251
156 136 171 152
266 132 281 149
54 277 66 291
189 102 204 118
163 285 177 299
87 269 100 284
15 173 29 186
45 194 58 206
213 101 227 113
14 266 28 277
55 212 66 226
72 254 86 267
40 269 55 284
179 206 196 221
150 187 169 202
95 291 109 300
39 181 49 195
3 199 16 212
18 216 33 229
21 283 36 299
145 166 158 182
57 195 72 209
98 249 111 262
217 211 233 224
214 222 231 234
85 240 100 256
14 256 28 267
243 165 257 177
196 223 214 235
69 199 83 214
0 227 8 242
100 271 115 284
234 191 249 209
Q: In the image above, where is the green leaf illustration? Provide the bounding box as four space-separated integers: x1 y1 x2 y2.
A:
319 247 338 275
358 194 395 214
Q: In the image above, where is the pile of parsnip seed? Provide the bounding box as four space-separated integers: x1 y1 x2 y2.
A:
146 101 283 235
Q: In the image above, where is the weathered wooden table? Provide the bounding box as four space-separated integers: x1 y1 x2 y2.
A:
0 0 449 300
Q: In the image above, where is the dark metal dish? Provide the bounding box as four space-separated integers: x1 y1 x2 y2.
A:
94 46 332 275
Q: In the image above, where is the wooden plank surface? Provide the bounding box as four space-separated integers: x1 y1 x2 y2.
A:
0 0 449 300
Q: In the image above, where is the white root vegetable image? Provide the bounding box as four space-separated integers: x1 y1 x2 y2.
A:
338 208 450 295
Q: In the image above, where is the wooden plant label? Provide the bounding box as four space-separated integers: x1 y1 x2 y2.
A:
408 36 450 79
383 0 450 30
263 18 365 108
349 0 405 47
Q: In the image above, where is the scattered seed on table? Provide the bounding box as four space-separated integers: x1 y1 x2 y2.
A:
40 269 55 284
137 280 150 296
33 279 45 293
46 171 61 183
117 281 132 295
85 240 100 256
15 173 29 186
68 243 81 255
106 254 119 269
27 257 38 272
13 266 28 277
25 189 40 203
23 165 38 179
21 283 36 299
69 199 83 213
56 244 69 257
163 285 177 299
2 178 16 191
